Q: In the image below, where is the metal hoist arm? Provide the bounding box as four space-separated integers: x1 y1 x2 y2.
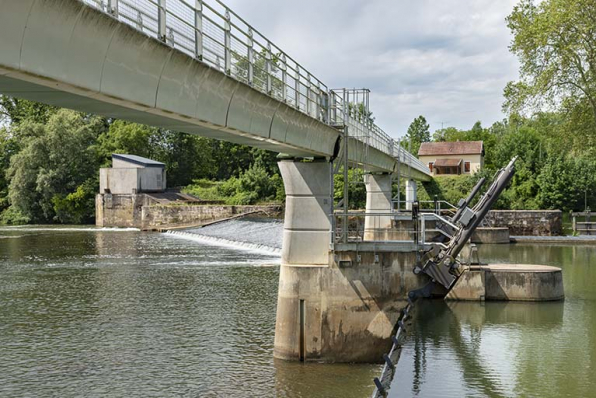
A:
416 157 518 291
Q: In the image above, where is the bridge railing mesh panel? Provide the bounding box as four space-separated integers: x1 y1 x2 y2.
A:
78 0 431 176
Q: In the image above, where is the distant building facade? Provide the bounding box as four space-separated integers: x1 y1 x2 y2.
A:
99 154 166 194
418 141 484 176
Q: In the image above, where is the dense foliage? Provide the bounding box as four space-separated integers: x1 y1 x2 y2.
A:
0 100 281 224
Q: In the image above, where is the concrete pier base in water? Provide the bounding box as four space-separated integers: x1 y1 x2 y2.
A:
274 247 427 363
446 264 564 301
274 159 427 362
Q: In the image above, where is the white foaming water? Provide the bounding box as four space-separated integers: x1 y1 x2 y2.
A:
186 218 283 249
164 230 281 257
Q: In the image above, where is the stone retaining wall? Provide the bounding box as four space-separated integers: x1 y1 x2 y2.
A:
483 210 562 236
96 193 281 229
141 204 280 229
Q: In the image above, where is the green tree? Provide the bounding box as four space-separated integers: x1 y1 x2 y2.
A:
403 115 430 156
97 120 157 164
0 128 19 214
218 159 281 205
504 0 596 123
333 167 366 210
5 110 103 223
152 131 215 187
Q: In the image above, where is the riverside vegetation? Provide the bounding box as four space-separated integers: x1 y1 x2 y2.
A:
0 0 595 224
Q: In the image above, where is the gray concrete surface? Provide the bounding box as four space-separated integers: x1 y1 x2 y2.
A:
447 264 564 302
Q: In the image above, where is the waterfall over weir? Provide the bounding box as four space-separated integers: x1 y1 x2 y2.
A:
164 218 283 256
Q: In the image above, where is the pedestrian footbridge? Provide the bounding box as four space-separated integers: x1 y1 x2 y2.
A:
0 0 430 179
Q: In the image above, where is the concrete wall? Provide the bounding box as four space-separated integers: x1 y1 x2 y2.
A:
141 204 280 229
447 265 564 302
113 158 144 168
419 153 482 176
95 193 150 227
274 249 427 363
96 192 279 229
138 168 166 192
100 168 137 194
471 227 510 244
484 210 562 236
100 168 166 194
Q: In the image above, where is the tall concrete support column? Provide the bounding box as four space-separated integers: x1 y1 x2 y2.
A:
406 179 417 210
278 159 333 266
363 173 394 241
274 158 333 362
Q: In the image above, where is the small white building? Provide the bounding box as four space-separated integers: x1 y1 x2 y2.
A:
99 154 166 194
418 141 484 176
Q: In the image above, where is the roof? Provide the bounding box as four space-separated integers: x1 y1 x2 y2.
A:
434 158 462 167
112 154 165 168
418 141 484 156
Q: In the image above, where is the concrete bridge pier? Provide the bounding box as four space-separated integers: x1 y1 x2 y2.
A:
363 173 394 241
274 158 332 362
274 159 425 363
405 179 418 210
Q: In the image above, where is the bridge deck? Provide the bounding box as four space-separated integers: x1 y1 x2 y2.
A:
0 0 431 179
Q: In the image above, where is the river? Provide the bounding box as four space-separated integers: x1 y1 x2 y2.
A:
0 222 594 397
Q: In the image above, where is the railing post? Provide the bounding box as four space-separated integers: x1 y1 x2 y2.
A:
266 43 273 94
281 53 287 102
295 66 300 109
136 11 143 30
224 10 231 74
420 214 426 245
397 138 401 212
306 73 312 117
194 0 203 60
247 29 254 86
321 90 329 123
158 0 167 41
107 0 119 17
328 91 334 124
342 88 349 244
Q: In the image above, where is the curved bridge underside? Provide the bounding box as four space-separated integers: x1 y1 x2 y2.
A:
0 0 430 180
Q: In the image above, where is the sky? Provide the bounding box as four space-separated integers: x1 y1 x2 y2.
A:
223 0 520 139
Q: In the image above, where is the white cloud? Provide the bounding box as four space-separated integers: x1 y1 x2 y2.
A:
223 0 520 137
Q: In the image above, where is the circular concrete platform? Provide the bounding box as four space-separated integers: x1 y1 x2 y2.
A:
479 264 564 301
479 264 561 272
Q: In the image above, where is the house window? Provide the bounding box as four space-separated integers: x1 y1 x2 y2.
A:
464 162 471 173
428 162 434 173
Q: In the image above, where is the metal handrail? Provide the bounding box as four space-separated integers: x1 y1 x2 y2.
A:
82 0 430 176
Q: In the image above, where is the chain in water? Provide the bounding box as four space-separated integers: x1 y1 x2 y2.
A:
371 298 414 398
371 280 435 398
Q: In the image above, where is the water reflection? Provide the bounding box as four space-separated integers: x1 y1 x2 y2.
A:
392 243 595 398
1 229 595 397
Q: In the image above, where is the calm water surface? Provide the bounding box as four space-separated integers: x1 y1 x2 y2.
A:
0 224 595 397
